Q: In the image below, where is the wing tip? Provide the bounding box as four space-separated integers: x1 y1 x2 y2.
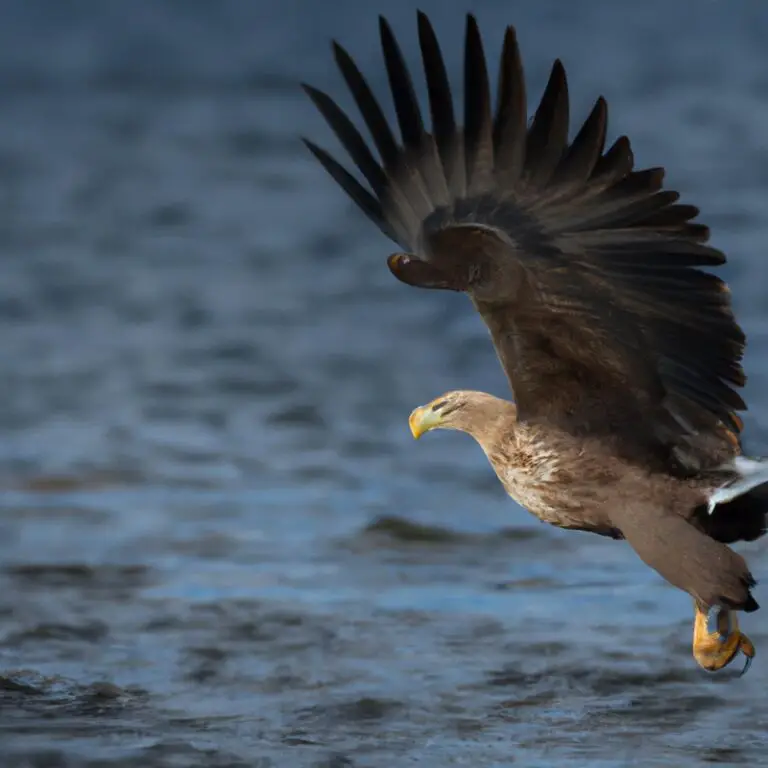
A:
378 14 392 37
300 82 323 102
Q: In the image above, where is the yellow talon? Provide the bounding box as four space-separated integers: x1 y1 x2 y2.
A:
692 603 755 675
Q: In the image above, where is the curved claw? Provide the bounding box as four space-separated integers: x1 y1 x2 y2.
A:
737 632 756 677
739 654 753 677
693 605 755 675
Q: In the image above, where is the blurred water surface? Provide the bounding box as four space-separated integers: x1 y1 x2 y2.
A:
1 1 768 766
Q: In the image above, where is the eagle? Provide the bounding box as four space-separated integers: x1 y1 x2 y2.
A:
301 11 768 674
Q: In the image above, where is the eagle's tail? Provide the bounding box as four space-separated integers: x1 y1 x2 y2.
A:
708 456 768 515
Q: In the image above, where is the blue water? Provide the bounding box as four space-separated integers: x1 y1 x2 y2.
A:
1 1 768 765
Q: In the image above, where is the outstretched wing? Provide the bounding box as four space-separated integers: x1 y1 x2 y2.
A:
302 12 746 472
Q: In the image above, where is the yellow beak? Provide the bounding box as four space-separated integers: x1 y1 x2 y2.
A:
408 404 441 439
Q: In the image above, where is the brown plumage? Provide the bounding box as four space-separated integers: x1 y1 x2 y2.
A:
303 12 767 671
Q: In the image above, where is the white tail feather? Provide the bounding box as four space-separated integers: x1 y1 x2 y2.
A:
707 456 768 515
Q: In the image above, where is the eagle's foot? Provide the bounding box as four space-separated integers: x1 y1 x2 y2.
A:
692 604 754 676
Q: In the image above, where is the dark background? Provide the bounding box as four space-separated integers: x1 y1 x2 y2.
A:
1 1 768 766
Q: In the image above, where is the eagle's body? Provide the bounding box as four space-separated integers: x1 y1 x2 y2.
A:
302 12 767 672
483 409 670 533
410 390 760 617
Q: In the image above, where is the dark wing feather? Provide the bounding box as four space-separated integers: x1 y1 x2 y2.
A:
523 60 569 188
463 15 494 195
302 12 747 472
493 24 527 186
417 12 464 197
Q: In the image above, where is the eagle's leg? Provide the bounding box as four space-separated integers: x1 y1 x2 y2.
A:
692 603 755 675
